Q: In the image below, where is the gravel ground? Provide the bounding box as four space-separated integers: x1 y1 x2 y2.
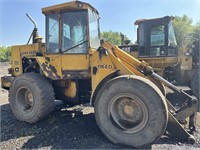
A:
0 62 200 149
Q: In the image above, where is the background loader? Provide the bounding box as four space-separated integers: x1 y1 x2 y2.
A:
1 1 199 148
119 16 200 100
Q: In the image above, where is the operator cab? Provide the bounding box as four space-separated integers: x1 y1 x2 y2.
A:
42 1 100 54
136 16 177 57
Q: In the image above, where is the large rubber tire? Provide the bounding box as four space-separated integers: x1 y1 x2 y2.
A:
9 73 55 123
191 69 200 100
94 75 168 148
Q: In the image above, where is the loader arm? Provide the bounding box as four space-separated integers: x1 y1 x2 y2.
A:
102 41 153 75
101 41 166 92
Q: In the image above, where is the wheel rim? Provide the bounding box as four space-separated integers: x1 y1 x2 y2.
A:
108 93 148 133
16 87 34 112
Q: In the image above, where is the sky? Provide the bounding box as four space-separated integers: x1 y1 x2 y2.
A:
0 0 200 47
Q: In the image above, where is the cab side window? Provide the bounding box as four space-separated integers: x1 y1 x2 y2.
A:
46 14 59 53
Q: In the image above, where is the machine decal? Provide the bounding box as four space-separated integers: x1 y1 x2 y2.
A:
97 64 112 69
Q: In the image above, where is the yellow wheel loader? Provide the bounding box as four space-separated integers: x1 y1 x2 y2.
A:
1 1 199 148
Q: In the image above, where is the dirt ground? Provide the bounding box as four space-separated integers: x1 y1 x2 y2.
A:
0 62 200 149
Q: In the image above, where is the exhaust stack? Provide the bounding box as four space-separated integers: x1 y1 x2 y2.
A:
26 13 40 44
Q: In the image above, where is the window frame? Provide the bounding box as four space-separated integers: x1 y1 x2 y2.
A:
149 25 166 57
138 18 179 58
88 8 100 49
138 22 170 58
61 10 88 54
45 10 89 55
45 13 60 54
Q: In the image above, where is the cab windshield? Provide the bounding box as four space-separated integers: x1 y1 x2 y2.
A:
62 11 87 53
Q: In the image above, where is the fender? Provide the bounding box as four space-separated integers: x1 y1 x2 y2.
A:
90 70 118 106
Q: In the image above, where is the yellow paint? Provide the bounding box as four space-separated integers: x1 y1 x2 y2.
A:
90 49 116 92
129 50 178 76
89 41 152 94
140 57 178 75
11 43 40 76
179 46 193 71
61 55 89 71
45 54 62 77
63 81 77 98
42 1 99 15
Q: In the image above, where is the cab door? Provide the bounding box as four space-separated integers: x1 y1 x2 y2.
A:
61 10 90 79
138 20 168 57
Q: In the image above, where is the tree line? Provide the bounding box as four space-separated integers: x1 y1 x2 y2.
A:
0 47 11 62
1 15 199 61
173 15 200 46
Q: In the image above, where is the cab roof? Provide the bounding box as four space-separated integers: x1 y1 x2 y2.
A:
42 1 99 15
134 16 174 25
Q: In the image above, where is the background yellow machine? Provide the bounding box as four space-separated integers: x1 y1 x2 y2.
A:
1 1 199 148
119 17 200 100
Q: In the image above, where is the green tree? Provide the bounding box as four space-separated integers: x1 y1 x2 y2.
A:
101 30 130 45
0 47 11 61
172 15 194 46
194 22 200 38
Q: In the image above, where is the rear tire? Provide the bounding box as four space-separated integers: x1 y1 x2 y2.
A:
94 75 168 148
9 73 55 123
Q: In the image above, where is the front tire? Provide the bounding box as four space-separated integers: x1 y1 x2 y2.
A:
94 75 168 148
9 73 55 123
